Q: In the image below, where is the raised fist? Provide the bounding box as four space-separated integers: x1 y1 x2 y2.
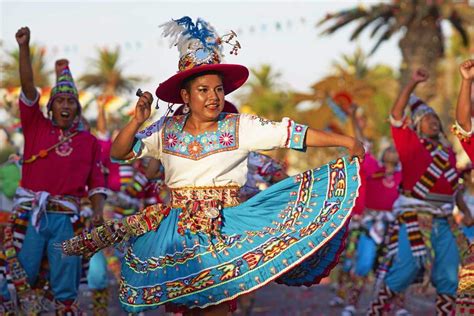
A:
15 27 30 46
133 91 153 125
411 68 429 83
459 59 474 81
55 59 69 77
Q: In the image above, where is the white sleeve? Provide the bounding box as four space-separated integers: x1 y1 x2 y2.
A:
239 114 308 152
131 116 167 160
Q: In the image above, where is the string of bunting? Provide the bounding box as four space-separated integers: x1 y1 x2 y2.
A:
11 17 311 55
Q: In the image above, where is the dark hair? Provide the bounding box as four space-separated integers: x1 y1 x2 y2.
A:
181 70 224 92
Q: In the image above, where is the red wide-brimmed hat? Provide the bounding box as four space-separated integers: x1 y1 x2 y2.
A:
156 16 249 104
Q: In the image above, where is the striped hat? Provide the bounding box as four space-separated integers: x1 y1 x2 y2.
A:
46 66 81 112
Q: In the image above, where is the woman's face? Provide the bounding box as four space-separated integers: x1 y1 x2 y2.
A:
180 74 225 121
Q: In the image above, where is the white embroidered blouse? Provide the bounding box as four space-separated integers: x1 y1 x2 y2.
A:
132 113 307 188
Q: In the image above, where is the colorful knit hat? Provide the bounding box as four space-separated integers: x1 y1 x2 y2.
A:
156 16 249 104
46 66 81 112
408 94 436 128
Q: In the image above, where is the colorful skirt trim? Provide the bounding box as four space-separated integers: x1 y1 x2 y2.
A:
118 157 361 312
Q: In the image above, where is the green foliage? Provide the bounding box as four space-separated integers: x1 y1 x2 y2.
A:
1 44 51 88
78 47 143 97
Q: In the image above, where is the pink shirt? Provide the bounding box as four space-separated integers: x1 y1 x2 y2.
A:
363 153 401 211
98 138 121 192
391 125 458 196
19 94 105 197
351 166 366 216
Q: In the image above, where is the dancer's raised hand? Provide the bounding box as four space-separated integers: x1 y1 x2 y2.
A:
411 68 429 83
16 27 30 46
460 59 474 81
133 91 153 125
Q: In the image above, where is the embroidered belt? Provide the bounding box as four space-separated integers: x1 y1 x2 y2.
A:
170 185 240 208
19 199 79 214
170 185 241 238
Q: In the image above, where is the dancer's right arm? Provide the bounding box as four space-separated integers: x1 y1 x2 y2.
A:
111 91 153 160
16 27 37 101
391 68 429 120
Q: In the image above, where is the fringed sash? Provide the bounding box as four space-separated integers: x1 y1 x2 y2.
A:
411 140 458 199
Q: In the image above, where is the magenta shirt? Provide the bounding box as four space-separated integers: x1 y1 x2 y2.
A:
19 95 105 197
363 153 401 211
97 138 121 192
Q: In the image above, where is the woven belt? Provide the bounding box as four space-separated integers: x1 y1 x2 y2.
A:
20 199 79 214
170 185 241 208
170 185 241 238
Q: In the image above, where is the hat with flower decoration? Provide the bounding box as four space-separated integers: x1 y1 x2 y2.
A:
156 16 249 104
46 66 81 113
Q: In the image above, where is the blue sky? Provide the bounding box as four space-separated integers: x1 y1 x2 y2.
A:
1 0 402 101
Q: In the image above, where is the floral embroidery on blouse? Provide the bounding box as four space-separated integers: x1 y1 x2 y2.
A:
162 113 240 160
248 115 277 126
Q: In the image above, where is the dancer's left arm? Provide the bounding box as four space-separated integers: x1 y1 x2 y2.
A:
456 59 474 133
305 128 365 161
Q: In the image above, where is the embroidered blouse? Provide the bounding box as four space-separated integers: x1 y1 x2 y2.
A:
131 113 308 188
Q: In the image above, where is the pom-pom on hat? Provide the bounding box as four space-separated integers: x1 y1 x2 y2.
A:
46 66 81 113
408 94 436 128
156 16 249 104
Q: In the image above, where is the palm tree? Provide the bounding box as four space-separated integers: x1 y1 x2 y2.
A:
79 47 142 98
0 44 51 119
240 64 295 120
319 1 474 100
332 47 370 80
1 44 51 88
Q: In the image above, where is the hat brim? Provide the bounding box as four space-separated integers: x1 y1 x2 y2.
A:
155 64 249 104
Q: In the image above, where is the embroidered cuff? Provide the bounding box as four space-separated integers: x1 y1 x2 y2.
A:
88 187 110 199
285 120 308 150
389 114 405 128
454 121 473 137
20 90 40 106
452 121 473 142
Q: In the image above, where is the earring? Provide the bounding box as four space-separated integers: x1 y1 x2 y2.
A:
182 103 190 114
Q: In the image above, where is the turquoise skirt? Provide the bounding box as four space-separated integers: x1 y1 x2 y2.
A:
119 156 361 312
